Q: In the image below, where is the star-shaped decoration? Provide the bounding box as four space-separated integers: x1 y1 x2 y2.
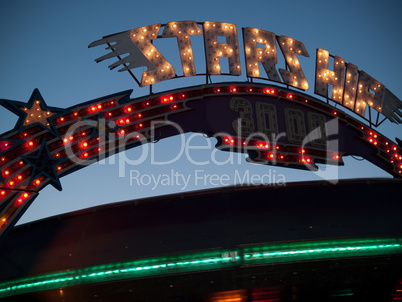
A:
21 138 67 191
0 89 67 138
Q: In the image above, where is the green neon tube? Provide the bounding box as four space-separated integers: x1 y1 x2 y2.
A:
0 237 400 298
242 237 402 264
0 249 240 298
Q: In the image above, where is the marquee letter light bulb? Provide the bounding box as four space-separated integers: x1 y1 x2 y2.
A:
343 63 358 110
128 24 176 86
89 27 164 86
243 27 281 82
277 35 310 90
315 48 345 104
355 70 385 117
203 22 241 75
162 21 203 77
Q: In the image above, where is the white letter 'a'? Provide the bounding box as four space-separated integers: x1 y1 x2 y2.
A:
203 21 241 75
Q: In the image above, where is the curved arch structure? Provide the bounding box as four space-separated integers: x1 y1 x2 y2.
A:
0 82 401 239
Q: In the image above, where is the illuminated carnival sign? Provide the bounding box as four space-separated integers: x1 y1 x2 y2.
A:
0 21 401 240
89 21 402 125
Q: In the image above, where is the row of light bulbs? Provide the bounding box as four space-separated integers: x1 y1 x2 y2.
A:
315 49 384 117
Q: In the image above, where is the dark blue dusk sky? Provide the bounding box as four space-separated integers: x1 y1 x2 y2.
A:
0 0 401 224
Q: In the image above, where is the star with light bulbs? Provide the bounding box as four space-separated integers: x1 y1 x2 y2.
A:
0 89 66 138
